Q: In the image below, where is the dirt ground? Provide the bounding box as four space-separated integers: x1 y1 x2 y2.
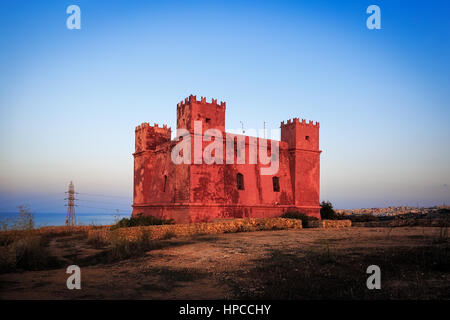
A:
0 226 449 299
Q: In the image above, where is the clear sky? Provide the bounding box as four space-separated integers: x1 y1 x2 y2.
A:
0 0 449 213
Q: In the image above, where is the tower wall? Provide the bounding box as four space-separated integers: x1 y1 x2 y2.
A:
281 118 321 218
133 123 175 209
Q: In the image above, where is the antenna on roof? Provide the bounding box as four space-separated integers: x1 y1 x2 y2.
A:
240 121 245 134
263 121 266 139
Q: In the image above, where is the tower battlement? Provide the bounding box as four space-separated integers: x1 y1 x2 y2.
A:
280 117 320 151
176 94 226 133
135 122 171 153
177 94 226 109
281 118 319 128
135 122 171 135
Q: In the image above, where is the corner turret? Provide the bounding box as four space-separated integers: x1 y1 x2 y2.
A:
135 122 171 153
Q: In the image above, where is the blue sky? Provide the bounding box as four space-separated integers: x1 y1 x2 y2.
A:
0 0 449 213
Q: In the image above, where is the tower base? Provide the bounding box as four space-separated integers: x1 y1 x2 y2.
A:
132 203 321 224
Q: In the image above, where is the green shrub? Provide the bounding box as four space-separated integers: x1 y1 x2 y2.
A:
110 213 175 230
281 211 318 227
320 201 338 220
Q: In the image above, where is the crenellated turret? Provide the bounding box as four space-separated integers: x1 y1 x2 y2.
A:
177 94 226 109
176 94 226 134
135 122 171 153
280 117 320 151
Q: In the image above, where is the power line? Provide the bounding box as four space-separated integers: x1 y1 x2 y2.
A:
77 204 130 213
76 192 131 199
77 198 130 206
1 189 132 216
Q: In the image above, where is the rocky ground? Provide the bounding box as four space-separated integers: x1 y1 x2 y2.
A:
0 226 449 299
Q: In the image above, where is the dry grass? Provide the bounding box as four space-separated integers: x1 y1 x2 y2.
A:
353 217 450 228
0 225 107 273
226 241 450 299
0 231 62 273
0 225 107 242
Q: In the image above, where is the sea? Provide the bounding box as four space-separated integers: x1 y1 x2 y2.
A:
0 212 131 228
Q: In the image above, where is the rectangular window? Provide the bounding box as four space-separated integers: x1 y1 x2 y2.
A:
237 173 244 190
273 176 280 192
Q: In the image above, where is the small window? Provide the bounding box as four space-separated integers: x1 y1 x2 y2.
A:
205 118 211 123
163 175 167 192
273 176 280 192
305 136 310 141
236 173 244 190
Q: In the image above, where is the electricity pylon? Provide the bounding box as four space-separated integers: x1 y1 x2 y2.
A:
65 181 77 226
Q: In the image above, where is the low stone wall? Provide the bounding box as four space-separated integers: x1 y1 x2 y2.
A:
307 219 352 228
88 218 303 244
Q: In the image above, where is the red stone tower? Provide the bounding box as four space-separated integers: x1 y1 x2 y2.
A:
281 118 321 218
133 122 172 206
176 95 228 208
132 95 321 223
177 95 226 134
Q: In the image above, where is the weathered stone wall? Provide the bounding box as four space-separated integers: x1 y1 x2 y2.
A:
307 219 352 228
88 218 303 243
